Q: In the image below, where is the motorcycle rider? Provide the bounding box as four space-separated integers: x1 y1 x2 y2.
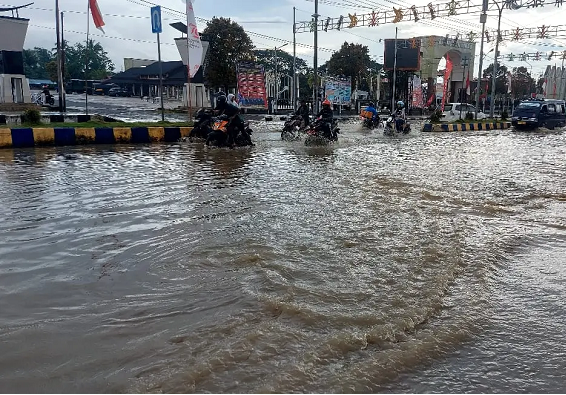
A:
394 100 407 132
363 102 380 127
316 99 335 140
295 99 310 127
213 93 253 147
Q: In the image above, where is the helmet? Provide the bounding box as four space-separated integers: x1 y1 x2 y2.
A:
322 99 331 106
397 100 404 107
216 95 227 104
369 102 375 107
216 91 227 97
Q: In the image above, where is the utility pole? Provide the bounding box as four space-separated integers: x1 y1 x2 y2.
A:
274 46 278 114
460 56 469 120
475 12 487 120
55 0 64 112
489 2 504 118
293 7 297 111
60 10 66 112
391 27 398 113
313 0 319 114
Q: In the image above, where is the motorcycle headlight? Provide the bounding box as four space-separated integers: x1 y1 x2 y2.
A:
529 118 537 122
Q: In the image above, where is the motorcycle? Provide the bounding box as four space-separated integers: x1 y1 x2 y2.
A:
281 114 307 141
362 116 380 130
383 115 410 136
188 108 215 140
206 114 254 148
304 117 339 146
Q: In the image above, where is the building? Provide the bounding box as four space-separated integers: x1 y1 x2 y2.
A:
0 4 32 104
124 58 157 71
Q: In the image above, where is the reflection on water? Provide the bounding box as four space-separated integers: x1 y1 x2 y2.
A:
0 125 565 393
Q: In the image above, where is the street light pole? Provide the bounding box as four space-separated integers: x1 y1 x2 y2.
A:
313 0 319 114
274 43 288 114
55 0 64 112
475 12 487 120
489 2 503 118
293 6 297 111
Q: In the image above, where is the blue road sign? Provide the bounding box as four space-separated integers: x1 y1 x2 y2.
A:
151 6 162 34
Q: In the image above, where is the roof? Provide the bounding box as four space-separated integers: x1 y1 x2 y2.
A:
108 60 204 85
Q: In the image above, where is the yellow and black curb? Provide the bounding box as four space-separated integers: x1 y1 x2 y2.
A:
0 126 193 149
422 122 512 132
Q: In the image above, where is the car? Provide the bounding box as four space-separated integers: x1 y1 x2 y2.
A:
108 87 131 97
511 99 566 130
442 103 487 121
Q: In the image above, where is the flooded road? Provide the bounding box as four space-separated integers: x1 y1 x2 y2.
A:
0 123 565 393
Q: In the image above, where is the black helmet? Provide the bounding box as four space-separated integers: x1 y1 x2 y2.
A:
216 95 227 104
369 102 375 107
216 91 227 97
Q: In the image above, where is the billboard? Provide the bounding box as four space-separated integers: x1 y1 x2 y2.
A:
383 38 421 71
236 62 267 108
324 77 351 105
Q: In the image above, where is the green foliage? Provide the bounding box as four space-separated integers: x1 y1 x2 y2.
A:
253 49 308 76
23 47 53 79
21 108 42 125
429 109 443 123
203 17 254 90
325 42 372 90
482 63 509 96
23 40 114 82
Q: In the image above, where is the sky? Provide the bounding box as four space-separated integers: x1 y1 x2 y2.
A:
12 0 566 79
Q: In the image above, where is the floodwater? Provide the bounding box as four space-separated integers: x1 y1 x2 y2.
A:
0 122 565 393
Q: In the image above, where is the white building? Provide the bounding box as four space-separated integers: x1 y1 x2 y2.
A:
0 6 32 104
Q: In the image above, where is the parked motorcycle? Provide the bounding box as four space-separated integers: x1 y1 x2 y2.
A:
281 114 307 141
189 108 215 140
206 114 254 148
304 117 339 146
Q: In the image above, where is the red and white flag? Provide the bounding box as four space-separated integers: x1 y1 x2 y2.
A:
89 0 105 33
186 0 203 78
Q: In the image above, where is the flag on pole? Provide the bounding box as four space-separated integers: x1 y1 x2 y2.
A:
466 72 471 96
89 0 105 33
186 0 203 78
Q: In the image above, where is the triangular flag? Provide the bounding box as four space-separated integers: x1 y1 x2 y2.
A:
89 0 105 33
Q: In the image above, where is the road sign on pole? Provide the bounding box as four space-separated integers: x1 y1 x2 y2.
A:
151 6 162 34
151 6 165 121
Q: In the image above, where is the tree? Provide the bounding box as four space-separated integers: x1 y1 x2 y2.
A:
45 61 58 82
482 63 509 96
23 47 53 79
65 39 114 80
202 17 254 90
325 42 371 90
511 66 535 98
253 49 308 76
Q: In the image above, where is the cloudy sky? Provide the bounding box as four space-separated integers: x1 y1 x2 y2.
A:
15 0 566 78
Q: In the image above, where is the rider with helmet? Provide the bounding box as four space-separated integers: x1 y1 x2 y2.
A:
295 99 310 127
214 92 252 147
363 102 380 127
316 99 335 140
394 100 407 132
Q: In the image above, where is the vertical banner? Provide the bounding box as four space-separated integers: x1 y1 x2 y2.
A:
441 55 453 112
324 77 351 106
411 75 423 108
237 62 268 108
186 0 203 78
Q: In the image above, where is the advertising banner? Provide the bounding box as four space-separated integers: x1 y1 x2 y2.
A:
441 55 453 112
411 75 423 108
324 77 351 105
237 62 267 108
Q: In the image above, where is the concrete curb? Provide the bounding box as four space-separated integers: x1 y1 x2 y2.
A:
422 122 512 132
0 126 193 149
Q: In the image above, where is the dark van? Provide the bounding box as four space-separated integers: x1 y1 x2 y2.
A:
511 99 566 130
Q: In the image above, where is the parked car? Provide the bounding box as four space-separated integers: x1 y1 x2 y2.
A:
93 83 118 95
442 103 487 121
511 99 566 130
108 87 131 97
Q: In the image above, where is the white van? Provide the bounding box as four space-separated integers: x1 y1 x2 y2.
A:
442 103 487 121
